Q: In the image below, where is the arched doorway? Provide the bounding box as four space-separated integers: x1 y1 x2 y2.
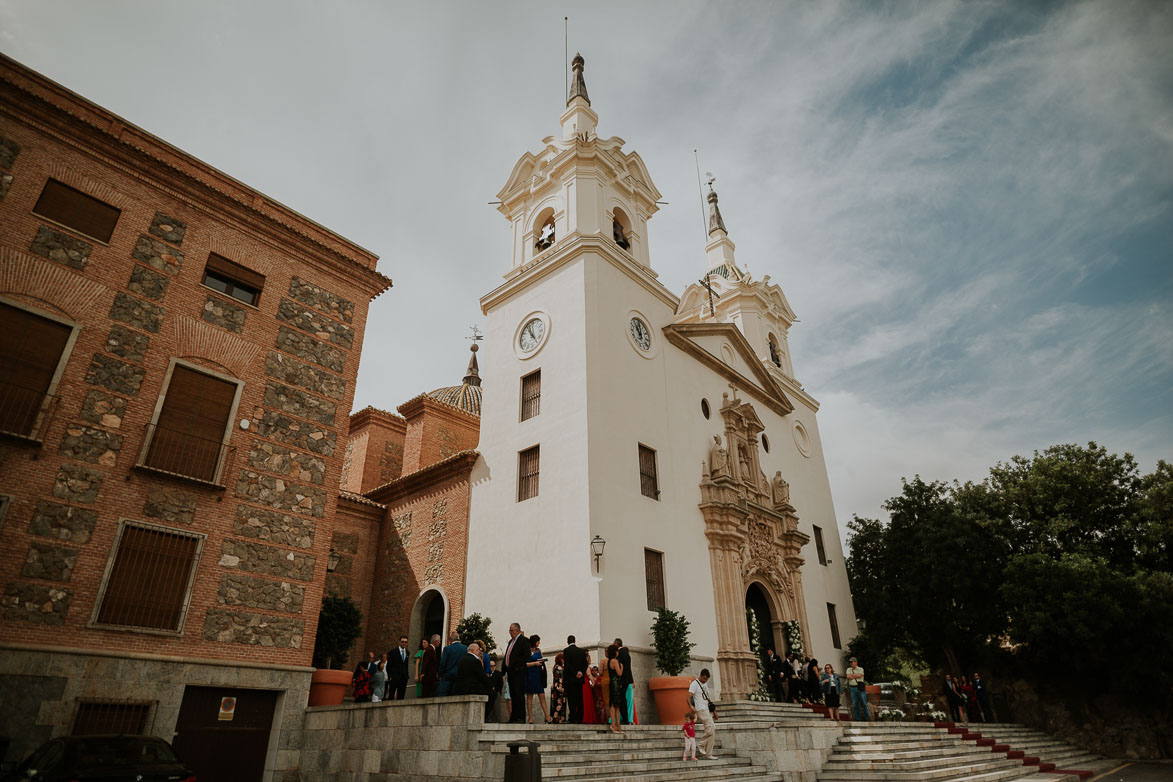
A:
745 583 775 666
407 588 448 652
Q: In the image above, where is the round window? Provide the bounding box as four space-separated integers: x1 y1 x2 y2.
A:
762 434 770 452
701 398 710 419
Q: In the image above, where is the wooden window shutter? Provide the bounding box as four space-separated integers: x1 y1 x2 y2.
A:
144 365 236 482
0 302 72 437
520 370 541 421
827 603 842 649
205 253 266 292
644 549 666 611
638 444 659 499
33 179 121 242
97 523 201 631
518 445 540 501
813 525 827 565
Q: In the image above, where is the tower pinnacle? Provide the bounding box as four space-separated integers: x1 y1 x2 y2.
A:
707 188 727 236
463 343 481 388
567 52 590 106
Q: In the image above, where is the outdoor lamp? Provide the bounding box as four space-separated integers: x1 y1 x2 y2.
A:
590 535 606 573
326 548 341 573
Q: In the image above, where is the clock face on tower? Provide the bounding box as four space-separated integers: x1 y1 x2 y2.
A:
518 317 546 352
629 317 651 351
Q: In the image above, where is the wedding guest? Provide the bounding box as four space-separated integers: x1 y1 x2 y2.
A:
525 635 551 723
944 673 964 723
370 653 388 703
488 657 505 723
614 638 636 724
681 711 698 762
563 635 588 723
351 658 372 703
766 648 785 702
820 663 843 721
586 663 603 724
973 673 993 722
387 636 410 700
550 653 567 723
421 634 440 698
413 638 428 698
597 661 611 721
688 669 717 758
960 675 978 723
437 629 467 696
845 656 869 721
606 644 625 734
806 657 821 703
503 623 531 724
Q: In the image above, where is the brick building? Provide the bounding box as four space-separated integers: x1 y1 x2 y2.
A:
333 346 482 664
0 54 389 781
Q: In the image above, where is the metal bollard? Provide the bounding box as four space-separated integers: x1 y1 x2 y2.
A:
503 739 541 782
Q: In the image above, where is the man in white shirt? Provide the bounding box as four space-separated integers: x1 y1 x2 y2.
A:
687 669 717 759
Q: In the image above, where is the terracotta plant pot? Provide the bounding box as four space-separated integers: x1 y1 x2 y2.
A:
308 669 352 707
649 676 694 725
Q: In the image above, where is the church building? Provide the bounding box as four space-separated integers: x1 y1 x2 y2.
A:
342 54 857 719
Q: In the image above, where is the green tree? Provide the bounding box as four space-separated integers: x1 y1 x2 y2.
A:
455 612 497 654
649 608 695 676
311 595 364 669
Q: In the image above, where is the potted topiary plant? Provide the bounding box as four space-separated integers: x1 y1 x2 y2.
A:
648 607 696 725
308 594 364 707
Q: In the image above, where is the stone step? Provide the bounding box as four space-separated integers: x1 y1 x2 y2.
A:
543 755 758 778
823 752 1024 772
818 760 1049 782
585 763 773 782
484 739 726 756
829 746 1012 764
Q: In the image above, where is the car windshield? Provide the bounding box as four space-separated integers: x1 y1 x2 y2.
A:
71 738 180 767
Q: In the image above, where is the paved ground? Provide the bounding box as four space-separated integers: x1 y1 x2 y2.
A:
1091 762 1173 781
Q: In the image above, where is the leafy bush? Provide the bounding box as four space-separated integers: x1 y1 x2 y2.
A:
455 612 497 654
311 594 364 670
650 607 695 676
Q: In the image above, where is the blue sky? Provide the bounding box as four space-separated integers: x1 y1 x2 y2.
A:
2 0 1169 539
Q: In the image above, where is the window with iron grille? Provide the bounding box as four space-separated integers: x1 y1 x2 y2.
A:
520 370 541 421
33 179 121 243
813 525 828 565
0 301 75 439
72 700 154 735
141 363 238 484
827 602 842 649
94 520 204 632
202 253 265 306
638 444 659 499
644 549 666 611
517 445 540 501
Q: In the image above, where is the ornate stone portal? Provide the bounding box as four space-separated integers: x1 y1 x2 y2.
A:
700 390 811 700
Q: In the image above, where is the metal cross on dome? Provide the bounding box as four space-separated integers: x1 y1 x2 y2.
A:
698 272 721 318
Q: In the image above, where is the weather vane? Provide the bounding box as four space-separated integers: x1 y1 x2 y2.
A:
705 172 716 192
467 325 484 342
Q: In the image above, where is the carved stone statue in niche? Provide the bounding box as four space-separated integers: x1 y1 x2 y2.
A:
737 444 751 480
709 435 729 477
772 471 790 507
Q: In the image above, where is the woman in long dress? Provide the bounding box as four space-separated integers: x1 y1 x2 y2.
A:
413 639 428 698
588 665 605 724
581 653 598 724
606 644 625 734
549 654 567 724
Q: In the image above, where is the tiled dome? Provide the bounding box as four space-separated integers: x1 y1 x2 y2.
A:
427 383 482 416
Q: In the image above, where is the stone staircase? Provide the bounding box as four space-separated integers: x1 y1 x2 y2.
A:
816 720 1115 782
476 723 776 781
717 700 828 724
934 722 1114 780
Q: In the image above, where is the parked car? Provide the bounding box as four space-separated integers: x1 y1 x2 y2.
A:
873 681 900 701
0 735 195 782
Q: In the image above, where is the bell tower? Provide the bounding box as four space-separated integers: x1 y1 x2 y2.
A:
494 54 662 274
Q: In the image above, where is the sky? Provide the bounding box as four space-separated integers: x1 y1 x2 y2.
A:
2 0 1170 543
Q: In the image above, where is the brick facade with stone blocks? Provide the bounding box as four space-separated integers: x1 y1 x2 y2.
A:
0 53 389 776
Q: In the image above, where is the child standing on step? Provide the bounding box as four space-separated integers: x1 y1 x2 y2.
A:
682 711 698 761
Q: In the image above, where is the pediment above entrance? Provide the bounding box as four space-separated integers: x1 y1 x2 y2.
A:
662 322 794 416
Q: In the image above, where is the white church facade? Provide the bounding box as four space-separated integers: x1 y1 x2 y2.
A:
462 54 858 705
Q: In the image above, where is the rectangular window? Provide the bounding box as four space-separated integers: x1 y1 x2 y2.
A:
72 700 154 736
638 444 659 499
94 521 204 632
520 370 541 421
0 301 75 439
33 179 121 243
813 525 828 565
644 548 666 611
141 364 238 484
517 445 540 501
827 603 842 649
202 253 265 306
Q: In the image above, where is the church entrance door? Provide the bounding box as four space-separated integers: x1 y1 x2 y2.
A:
745 583 774 665
407 587 448 678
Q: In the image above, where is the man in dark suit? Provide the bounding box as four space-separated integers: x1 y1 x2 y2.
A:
386 635 411 700
452 642 491 696
766 648 784 702
437 629 468 697
563 635 588 723
502 622 531 723
614 638 634 724
421 634 440 697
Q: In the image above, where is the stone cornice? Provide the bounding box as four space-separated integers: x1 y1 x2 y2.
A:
481 232 678 313
338 491 386 515
0 54 392 300
662 323 794 417
365 450 479 504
